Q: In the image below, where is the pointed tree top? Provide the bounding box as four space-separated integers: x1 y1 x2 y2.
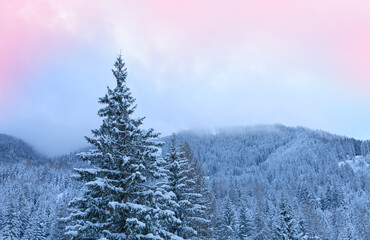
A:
169 134 178 153
113 54 128 87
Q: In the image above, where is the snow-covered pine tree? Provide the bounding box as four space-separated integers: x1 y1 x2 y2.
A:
65 55 180 240
22 211 47 240
238 204 255 240
295 218 310 240
181 141 213 239
220 198 237 240
52 199 69 240
157 137 185 237
2 200 22 240
160 136 195 238
273 197 299 240
159 136 209 239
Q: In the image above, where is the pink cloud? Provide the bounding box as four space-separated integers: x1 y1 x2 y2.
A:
0 1 63 105
2 0 370 108
128 0 370 90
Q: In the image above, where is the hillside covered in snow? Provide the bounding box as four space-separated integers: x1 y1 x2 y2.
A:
0 125 369 239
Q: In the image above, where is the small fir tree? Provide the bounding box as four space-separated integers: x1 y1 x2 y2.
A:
273 197 300 240
221 198 237 240
2 200 22 240
238 204 255 240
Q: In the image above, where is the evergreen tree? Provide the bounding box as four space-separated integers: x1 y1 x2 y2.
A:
22 211 47 240
159 136 209 239
1 201 22 240
360 141 370 156
2 200 22 240
181 141 213 239
273 197 299 240
238 204 255 240
52 200 69 240
219 198 237 240
65 55 180 240
208 198 218 239
296 218 309 240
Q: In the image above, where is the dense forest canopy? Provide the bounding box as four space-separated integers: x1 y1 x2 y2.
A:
0 124 369 239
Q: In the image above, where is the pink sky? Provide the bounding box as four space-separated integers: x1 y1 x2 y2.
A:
1 0 370 100
2 0 370 155
141 0 370 87
0 1 66 103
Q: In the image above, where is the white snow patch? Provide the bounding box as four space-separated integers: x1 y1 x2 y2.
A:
338 155 370 172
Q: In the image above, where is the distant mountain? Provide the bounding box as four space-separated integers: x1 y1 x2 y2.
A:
0 134 82 240
162 124 366 176
161 124 370 239
0 134 42 163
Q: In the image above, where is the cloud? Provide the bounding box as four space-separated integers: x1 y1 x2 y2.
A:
2 0 370 155
3 0 370 94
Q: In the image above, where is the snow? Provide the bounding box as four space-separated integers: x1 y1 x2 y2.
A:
162 191 176 200
108 201 123 210
86 178 106 188
338 155 370 172
126 218 146 228
74 168 98 174
57 193 64 200
126 202 150 212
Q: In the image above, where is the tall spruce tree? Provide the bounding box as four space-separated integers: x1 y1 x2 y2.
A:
65 55 180 240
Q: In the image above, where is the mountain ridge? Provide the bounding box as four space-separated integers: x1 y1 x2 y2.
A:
0 133 44 163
